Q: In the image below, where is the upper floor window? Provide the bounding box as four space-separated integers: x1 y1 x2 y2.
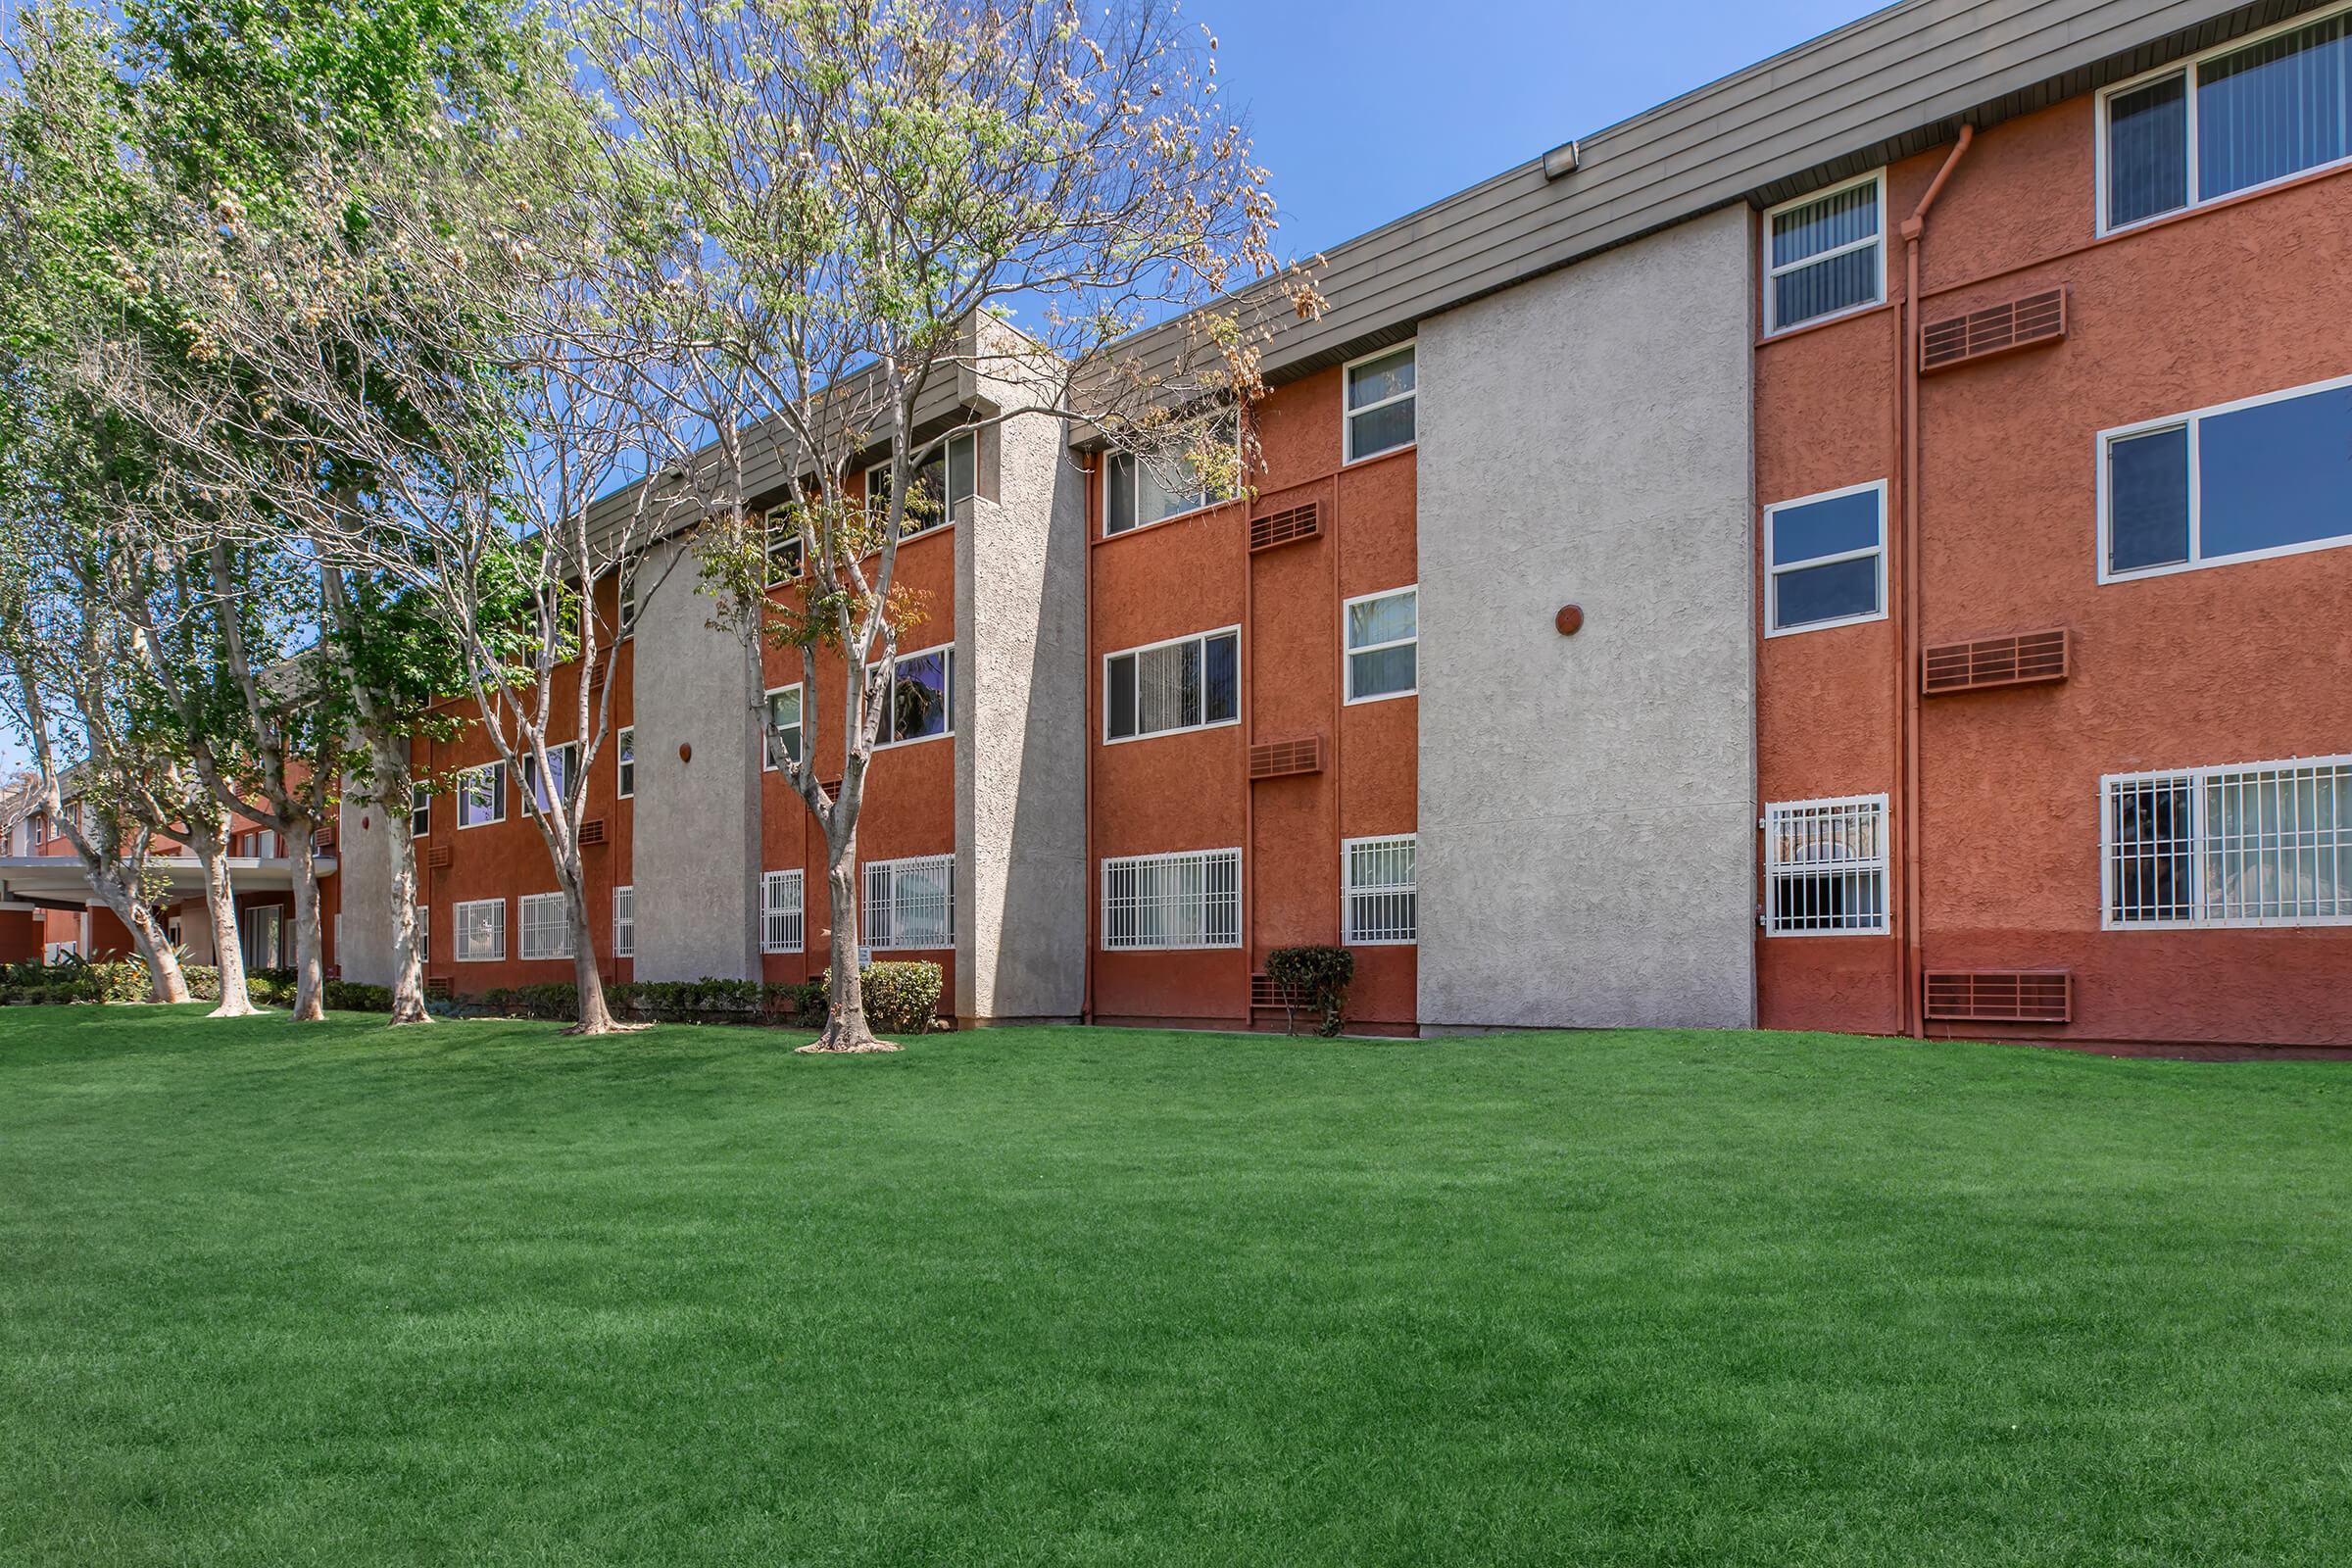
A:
2102 373 2352 581
764 685 805 768
1762 172 1885 334
456 763 507 829
863 854 954 953
521 742 579 812
2101 10 2352 232
1344 343 1416 462
868 430 977 539
616 727 635 799
1104 628 1239 743
1764 481 1886 635
410 784 431 838
765 508 806 583
1763 795 1888 936
1343 835 1417 946
1344 587 1418 704
617 572 637 638
1105 416 1239 535
876 648 953 747
2105 756 2351 928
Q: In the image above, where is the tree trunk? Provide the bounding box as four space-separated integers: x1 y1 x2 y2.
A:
285 819 327 1021
374 740 431 1026
188 829 256 1017
566 899 616 1035
118 890 191 1004
802 821 893 1053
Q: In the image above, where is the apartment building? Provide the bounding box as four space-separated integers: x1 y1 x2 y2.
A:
30 0 2351 1048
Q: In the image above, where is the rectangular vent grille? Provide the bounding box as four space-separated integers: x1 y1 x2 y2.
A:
577 817 606 846
1249 503 1320 553
1925 970 2073 1023
425 975 453 1000
1250 973 1295 1010
1922 288 2067 371
427 844 453 870
1249 735 1324 780
1923 628 2069 695
313 828 337 854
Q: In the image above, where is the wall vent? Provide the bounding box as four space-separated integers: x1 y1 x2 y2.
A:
1925 970 2072 1024
1922 287 2067 372
425 975 453 1000
1250 972 1296 1011
1249 502 1320 553
427 844 453 870
313 827 337 854
1249 735 1324 780
577 817 607 847
1923 628 2069 695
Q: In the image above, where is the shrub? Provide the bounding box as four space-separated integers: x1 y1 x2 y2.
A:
1265 946 1354 1038
323 980 393 1013
247 968 299 1006
860 961 943 1036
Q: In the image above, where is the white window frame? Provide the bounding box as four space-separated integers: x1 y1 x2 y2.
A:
1342 340 1418 465
1102 625 1243 746
452 897 508 962
615 727 634 800
866 429 977 539
617 573 636 638
455 762 506 829
1762 793 1890 937
612 886 634 958
2100 753 2352 931
1342 834 1417 946
869 649 954 751
1100 847 1244 952
860 854 954 954
416 905 429 966
2095 5 2352 238
517 891 573 961
1760 170 1887 336
1102 416 1241 537
409 783 431 838
761 684 805 770
1343 586 1418 705
2096 371 2352 584
520 742 580 815
1763 479 1889 638
760 868 804 954
765 505 806 583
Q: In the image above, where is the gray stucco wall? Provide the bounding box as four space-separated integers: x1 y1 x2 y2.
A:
1415 202 1756 1031
630 533 764 982
333 772 396 985
954 409 1089 1023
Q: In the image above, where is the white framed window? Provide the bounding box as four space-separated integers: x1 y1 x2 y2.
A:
1343 342 1416 463
761 869 804 954
2099 372 2352 582
1344 587 1417 703
862 854 953 952
1104 416 1240 536
867 429 977 539
1763 795 1888 936
765 506 806 582
612 886 634 958
1764 480 1887 635
763 684 804 769
617 573 637 637
409 784 431 838
520 743 580 813
873 649 952 748
2098 7 2352 234
1762 171 1886 334
456 763 506 829
1104 627 1240 743
518 892 573 960
615 727 634 799
1101 848 1242 950
1343 835 1417 945
2104 755 2352 929
416 905 429 966
453 897 507 962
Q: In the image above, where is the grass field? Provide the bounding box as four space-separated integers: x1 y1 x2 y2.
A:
5 1005 2352 1565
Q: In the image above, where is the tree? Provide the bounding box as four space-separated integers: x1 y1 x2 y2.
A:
583 0 1320 1051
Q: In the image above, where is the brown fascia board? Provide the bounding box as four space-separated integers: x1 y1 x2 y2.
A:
1100 0 2320 395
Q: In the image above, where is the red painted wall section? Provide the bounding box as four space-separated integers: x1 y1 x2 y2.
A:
0 911 37 963
1089 366 1419 1031
1756 89 2352 1046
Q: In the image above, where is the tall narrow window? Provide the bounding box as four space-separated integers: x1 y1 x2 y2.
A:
1343 835 1417 945
1763 172 1885 333
612 887 634 959
1344 588 1418 703
1101 848 1242 950
2102 375 2352 579
616 728 635 799
875 649 952 746
766 506 806 581
410 784 431 838
1764 482 1886 634
417 906 430 966
862 855 953 952
521 743 579 812
453 898 507 962
1104 417 1239 535
1104 629 1240 742
2106 757 2351 927
456 763 506 828
868 430 977 538
764 686 804 768
518 892 573 960
1763 796 1888 936
1344 343 1416 462
761 869 805 954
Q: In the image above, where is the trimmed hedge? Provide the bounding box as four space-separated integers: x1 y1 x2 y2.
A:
1265 946 1354 1038
323 980 393 1013
858 961 943 1036
469 967 941 1033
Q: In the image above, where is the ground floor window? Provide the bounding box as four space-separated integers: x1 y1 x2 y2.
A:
862 856 953 953
611 887 634 959
2105 755 2351 927
239 905 285 970
1763 795 1888 935
761 870 804 954
453 898 507 963
517 893 572 960
1343 835 1417 945
1102 848 1242 950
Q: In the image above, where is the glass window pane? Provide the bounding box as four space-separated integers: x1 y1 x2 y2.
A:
890 651 950 742
1347 589 1417 648
2198 385 2352 560
1348 398 1416 459
1772 244 1880 329
1347 346 1415 410
1203 633 1239 723
1107 653 1137 739
1770 180 1878 269
1106 454 1136 535
2107 425 2191 572
1350 644 1417 700
2107 74 2190 226
949 431 977 506
1772 556 1879 629
2197 17 2348 202
1770 490 1880 565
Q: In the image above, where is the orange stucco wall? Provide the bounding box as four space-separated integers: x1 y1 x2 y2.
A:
1087 366 1419 1031
1755 90 2352 1046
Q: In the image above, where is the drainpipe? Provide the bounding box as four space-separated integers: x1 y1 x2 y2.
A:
1897 122 1974 1038
1081 453 1098 1027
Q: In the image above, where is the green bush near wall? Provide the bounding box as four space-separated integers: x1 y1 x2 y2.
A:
1265 946 1355 1038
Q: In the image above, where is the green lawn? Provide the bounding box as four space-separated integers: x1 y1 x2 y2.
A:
5 1009 2352 1566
